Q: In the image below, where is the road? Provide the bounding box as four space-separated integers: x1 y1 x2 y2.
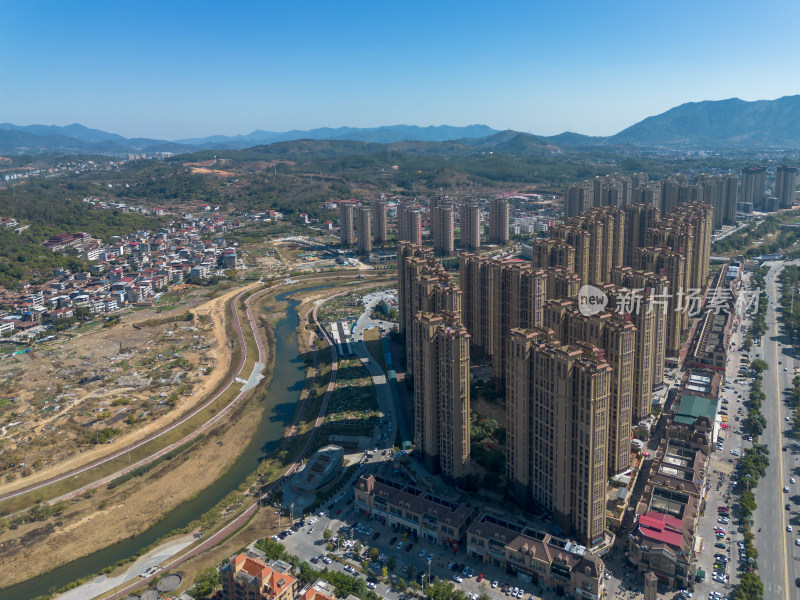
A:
753 261 798 600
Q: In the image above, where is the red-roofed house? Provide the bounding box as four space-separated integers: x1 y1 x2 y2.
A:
219 553 297 600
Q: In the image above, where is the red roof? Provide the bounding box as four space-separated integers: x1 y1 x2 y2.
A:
638 511 684 547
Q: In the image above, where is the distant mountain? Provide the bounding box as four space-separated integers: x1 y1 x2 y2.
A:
178 124 499 148
611 95 800 147
0 124 189 155
4 95 800 157
0 123 500 155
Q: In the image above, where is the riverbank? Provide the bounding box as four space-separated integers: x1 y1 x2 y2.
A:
0 277 375 600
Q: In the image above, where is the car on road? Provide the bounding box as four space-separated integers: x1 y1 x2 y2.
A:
418 548 426 558
427 552 434 562
785 486 791 493
453 575 463 583
792 477 796 484
787 416 792 421
789 525 794 532
788 504 792 510
396 541 403 550
491 580 499 588
344 566 355 573
322 557 332 564
714 542 726 549
367 582 377 590
405 543 413 552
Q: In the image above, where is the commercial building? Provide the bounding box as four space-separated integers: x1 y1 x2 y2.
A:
466 513 605 599
354 473 473 549
489 198 510 244
290 445 344 493
627 438 707 589
356 205 372 256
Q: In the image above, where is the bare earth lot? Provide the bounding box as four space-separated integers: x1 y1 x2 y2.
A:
0 283 250 493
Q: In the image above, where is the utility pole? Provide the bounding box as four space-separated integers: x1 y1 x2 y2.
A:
276 509 281 531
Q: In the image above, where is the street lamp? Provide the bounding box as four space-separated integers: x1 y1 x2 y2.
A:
276 509 281 532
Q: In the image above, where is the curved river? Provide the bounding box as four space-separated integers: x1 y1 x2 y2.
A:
2 286 323 600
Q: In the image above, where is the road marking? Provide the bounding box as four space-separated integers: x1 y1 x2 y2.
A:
770 269 791 600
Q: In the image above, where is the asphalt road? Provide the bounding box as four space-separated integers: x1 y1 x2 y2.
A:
753 261 799 600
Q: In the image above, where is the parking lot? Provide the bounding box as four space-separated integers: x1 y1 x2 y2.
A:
275 486 607 600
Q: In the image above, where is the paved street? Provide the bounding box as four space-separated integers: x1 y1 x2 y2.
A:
753 262 800 600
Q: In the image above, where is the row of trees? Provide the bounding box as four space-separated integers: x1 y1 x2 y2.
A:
732 271 776 600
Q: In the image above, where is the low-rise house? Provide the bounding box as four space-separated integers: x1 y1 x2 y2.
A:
219 553 297 600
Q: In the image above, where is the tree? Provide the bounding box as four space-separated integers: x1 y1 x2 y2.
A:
406 564 415 579
323 528 333 541
370 547 380 562
733 572 764 600
739 489 757 518
387 556 397 571
750 359 769 374
188 568 220 600
254 539 290 562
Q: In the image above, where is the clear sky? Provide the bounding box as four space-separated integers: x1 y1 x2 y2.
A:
2 0 799 140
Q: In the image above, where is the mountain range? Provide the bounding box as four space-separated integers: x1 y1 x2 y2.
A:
2 95 799 156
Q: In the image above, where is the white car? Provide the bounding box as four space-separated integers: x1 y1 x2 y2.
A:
788 524 793 532
786 486 791 493
491 580 499 589
453 575 463 583
792 478 796 484
367 582 377 590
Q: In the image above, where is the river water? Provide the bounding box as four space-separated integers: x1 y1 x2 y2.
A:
2 287 320 600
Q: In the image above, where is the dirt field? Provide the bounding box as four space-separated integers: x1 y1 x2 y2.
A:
0 375 264 587
0 282 256 494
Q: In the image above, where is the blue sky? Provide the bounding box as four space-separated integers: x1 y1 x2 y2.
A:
2 0 799 139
